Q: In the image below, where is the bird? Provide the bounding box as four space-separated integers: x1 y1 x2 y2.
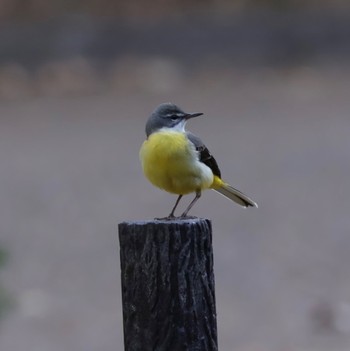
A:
139 103 258 219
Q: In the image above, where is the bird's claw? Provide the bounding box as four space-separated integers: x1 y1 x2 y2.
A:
154 215 177 221
154 214 198 221
179 215 198 220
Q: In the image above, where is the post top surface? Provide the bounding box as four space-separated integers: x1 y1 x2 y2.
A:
119 217 210 226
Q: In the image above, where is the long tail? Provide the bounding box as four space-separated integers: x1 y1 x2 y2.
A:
214 182 258 208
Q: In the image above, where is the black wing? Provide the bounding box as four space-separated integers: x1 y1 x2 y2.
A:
187 132 221 178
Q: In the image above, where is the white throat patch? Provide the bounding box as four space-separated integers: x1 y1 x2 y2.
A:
160 119 187 133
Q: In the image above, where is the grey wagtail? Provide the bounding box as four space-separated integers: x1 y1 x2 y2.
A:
140 103 258 219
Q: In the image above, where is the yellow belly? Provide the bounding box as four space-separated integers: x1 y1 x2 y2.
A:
139 131 214 194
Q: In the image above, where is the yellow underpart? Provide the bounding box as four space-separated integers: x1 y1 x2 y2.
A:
140 130 216 195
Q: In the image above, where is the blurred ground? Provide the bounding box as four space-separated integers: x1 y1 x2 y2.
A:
1 3 350 350
1 63 350 350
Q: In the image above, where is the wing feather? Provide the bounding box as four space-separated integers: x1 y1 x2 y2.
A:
186 132 221 178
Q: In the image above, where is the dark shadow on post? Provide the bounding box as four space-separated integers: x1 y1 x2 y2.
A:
118 218 218 351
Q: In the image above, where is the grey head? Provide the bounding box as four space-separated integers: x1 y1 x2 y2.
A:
145 103 203 137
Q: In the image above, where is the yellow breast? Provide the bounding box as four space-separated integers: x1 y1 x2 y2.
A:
139 130 214 194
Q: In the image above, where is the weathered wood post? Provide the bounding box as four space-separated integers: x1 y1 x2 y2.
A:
118 218 218 351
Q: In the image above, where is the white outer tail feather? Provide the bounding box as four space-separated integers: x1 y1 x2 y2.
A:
215 183 258 208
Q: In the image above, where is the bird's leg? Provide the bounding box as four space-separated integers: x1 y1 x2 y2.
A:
180 191 201 218
155 195 183 220
168 194 183 218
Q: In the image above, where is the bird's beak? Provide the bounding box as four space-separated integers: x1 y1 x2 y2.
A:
185 112 203 120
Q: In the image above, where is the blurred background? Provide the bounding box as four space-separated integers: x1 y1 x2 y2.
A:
1 1 350 350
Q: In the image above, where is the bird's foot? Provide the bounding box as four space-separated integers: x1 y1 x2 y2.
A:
154 213 199 221
179 215 198 220
154 215 198 221
154 214 177 221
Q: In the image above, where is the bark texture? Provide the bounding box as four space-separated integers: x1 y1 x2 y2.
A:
118 218 217 351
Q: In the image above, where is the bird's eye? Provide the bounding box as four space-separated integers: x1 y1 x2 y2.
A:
170 115 178 121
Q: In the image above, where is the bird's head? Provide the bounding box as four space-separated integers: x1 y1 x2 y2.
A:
145 103 203 136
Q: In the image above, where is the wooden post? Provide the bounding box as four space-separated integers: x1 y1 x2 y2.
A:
118 218 218 351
